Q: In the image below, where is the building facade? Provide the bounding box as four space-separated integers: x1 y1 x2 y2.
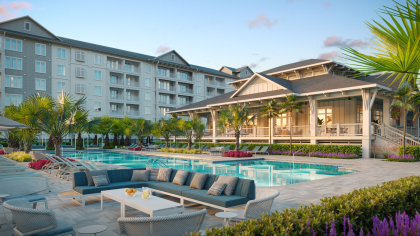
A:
0 16 241 121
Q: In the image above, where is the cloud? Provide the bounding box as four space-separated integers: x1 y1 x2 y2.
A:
259 57 269 62
247 14 277 29
248 63 258 68
323 35 370 48
252 53 259 56
318 51 339 60
0 2 32 20
156 45 170 54
322 1 331 9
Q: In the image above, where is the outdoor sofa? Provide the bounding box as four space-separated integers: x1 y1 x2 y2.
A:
72 168 255 211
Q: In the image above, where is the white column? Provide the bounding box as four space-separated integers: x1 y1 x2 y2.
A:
270 117 274 144
383 98 390 126
211 110 217 142
308 96 318 144
361 89 376 159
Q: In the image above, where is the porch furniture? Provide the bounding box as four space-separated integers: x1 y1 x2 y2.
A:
215 212 238 227
72 168 255 210
117 209 207 236
282 129 291 135
125 144 137 150
0 177 49 210
240 146 249 152
232 189 280 221
3 147 13 154
3 199 75 236
78 225 107 236
0 194 9 224
209 147 224 156
101 189 184 217
56 156 88 180
254 146 269 155
249 146 261 154
42 154 68 175
30 151 46 161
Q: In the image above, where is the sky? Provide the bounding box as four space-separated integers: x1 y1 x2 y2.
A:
0 0 406 72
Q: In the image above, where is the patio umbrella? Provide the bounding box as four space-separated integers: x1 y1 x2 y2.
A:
0 116 29 129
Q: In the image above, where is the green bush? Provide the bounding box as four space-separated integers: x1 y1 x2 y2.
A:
46 147 54 150
103 146 115 149
6 151 32 162
0 142 8 147
398 146 420 160
76 147 85 150
160 148 203 154
193 175 420 235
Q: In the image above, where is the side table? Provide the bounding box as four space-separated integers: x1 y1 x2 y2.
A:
215 212 238 227
0 194 9 224
78 225 107 236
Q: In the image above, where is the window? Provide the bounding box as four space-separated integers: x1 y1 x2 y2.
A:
111 90 118 98
111 75 118 84
159 107 171 116
159 81 170 90
94 54 101 64
159 95 169 103
94 101 102 112
178 84 187 93
374 110 383 124
94 86 102 96
107 60 119 69
145 64 151 73
5 76 22 88
126 105 131 113
6 57 22 70
24 22 31 31
179 97 187 105
196 86 201 94
57 48 66 59
36 61 46 73
276 113 289 127
126 91 131 100
94 70 102 80
111 104 117 112
171 54 175 61
126 77 133 86
125 63 133 72
145 78 151 87
35 43 46 56
75 50 85 61
5 94 22 106
318 107 332 125
57 82 65 92
245 71 248 75
158 68 169 76
35 79 46 91
178 72 189 80
75 67 85 78
196 98 202 102
196 74 201 82
5 38 22 52
75 84 85 94
57 65 65 76
145 106 151 115
145 92 151 101
356 106 363 123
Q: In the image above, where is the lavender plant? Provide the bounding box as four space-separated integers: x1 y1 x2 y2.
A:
386 154 417 162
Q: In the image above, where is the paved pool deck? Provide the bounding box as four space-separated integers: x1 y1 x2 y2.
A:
1 151 419 235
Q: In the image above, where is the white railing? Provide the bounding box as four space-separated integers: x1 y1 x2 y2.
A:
126 81 140 87
396 126 419 137
317 123 363 136
274 125 310 136
204 129 213 138
373 123 420 146
110 94 124 100
124 65 140 73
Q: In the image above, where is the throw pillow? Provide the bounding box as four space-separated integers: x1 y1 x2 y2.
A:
92 175 109 187
146 167 159 181
207 182 227 196
190 173 208 190
131 170 151 181
156 167 173 182
172 170 189 185
85 170 110 186
216 175 239 196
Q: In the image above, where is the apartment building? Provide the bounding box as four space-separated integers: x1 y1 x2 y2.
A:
0 16 241 121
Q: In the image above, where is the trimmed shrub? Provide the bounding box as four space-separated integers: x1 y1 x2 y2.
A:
386 153 418 162
0 142 8 147
103 146 115 149
267 150 360 159
222 151 253 158
192 175 420 235
160 148 203 154
6 151 32 162
398 146 420 160
29 159 51 170
46 147 54 150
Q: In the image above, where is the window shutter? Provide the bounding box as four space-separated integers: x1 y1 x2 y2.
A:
76 67 81 77
75 84 81 93
80 51 85 61
80 84 85 94
76 51 81 61
81 68 85 77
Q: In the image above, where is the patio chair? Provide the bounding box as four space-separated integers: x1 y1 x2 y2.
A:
57 157 89 180
41 154 67 175
3 147 13 154
117 209 206 236
232 189 280 221
191 144 196 149
240 146 249 152
255 146 269 155
224 145 231 152
30 151 47 161
84 162 119 170
180 144 187 149
3 199 75 236
203 145 210 150
214 145 220 148
173 144 180 149
198 145 205 150
125 144 135 149
0 166 26 173
170 144 176 148
249 146 261 154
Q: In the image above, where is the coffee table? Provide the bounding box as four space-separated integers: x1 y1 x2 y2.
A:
101 188 184 217
215 212 238 227
78 225 107 235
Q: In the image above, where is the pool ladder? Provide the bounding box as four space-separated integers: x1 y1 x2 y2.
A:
147 157 168 168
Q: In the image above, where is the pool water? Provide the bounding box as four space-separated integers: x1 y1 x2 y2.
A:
64 151 356 187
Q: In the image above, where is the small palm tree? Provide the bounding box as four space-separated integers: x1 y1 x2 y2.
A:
111 119 123 146
217 103 256 151
131 118 153 146
170 114 181 144
96 116 114 147
178 114 204 149
390 85 418 155
260 100 281 149
279 94 304 153
192 113 206 148
152 119 174 148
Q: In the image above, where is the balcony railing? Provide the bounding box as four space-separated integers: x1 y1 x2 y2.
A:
178 75 193 81
126 81 140 87
126 110 139 116
179 101 192 106
124 65 140 73
159 100 176 105
159 86 176 92
110 94 124 100
204 129 213 138
274 126 310 136
216 81 225 87
317 123 362 136
110 79 124 85
107 62 122 70
207 92 214 97
158 72 175 78
179 88 193 94
110 110 123 115
206 80 216 85
126 96 139 102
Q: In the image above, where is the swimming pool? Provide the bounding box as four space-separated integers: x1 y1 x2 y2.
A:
64 151 356 187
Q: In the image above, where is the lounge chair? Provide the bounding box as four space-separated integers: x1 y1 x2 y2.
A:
203 145 210 150
232 190 280 221
56 156 89 180
191 144 196 149
170 144 176 148
214 145 220 148
3 147 13 154
30 151 47 161
4 199 75 236
173 144 180 149
254 146 269 155
129 145 140 151
224 145 231 152
249 146 261 154
0 166 26 172
180 144 187 149
0 161 16 166
42 154 67 175
125 144 136 149
240 146 249 152
198 145 205 150
117 209 206 236
84 162 119 170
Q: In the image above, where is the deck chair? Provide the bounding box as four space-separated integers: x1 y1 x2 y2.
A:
224 145 231 152
255 146 269 154
84 162 119 170
125 144 136 149
3 147 13 154
204 145 210 150
173 144 180 149
170 144 176 148
214 145 220 148
0 166 26 173
191 144 196 149
240 146 249 152
249 146 261 154
180 144 187 149
41 154 67 175
56 156 90 180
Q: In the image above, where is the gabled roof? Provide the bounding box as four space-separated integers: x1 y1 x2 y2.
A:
0 15 61 40
261 59 331 75
221 65 253 73
155 50 191 66
230 73 292 98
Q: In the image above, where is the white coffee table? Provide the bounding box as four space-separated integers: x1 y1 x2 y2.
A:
215 212 238 227
78 225 107 235
101 188 184 217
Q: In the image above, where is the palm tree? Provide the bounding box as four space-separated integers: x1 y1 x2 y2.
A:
131 118 153 146
217 103 256 151
83 117 100 149
121 116 133 146
390 85 419 155
341 0 420 87
192 113 206 148
178 114 204 149
260 100 281 149
152 119 174 148
96 116 113 147
279 94 304 153
170 114 181 144
111 119 123 147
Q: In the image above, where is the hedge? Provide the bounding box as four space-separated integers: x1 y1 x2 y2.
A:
398 146 420 160
0 142 7 147
154 142 361 155
191 175 420 236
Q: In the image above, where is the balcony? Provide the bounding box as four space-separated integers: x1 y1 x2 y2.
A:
110 77 124 86
159 100 176 105
126 95 139 102
126 110 140 116
207 92 214 97
110 93 124 101
124 64 140 73
107 60 122 71
317 123 362 136
178 88 193 94
206 80 216 85
159 86 176 92
110 110 124 115
178 100 192 106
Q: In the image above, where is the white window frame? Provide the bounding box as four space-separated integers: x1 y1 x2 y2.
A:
145 64 151 73
57 82 65 92
145 78 151 87
57 65 65 76
145 106 151 115
5 94 22 106
35 61 46 73
196 86 201 94
94 101 102 112
35 79 46 91
317 106 333 125
24 21 31 31
94 54 101 65
94 86 102 96
5 76 22 88
35 43 46 56
196 74 201 82
5 56 22 70
94 70 102 80
57 48 66 59
145 92 151 101
5 37 22 52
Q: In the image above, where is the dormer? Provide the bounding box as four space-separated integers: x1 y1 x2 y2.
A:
229 73 293 98
0 15 61 40
220 66 254 78
155 50 190 66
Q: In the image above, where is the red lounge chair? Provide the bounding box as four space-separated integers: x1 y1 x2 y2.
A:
135 146 143 151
